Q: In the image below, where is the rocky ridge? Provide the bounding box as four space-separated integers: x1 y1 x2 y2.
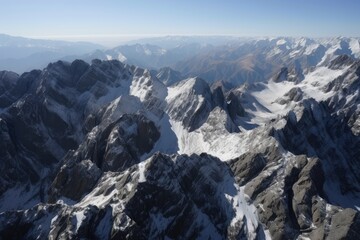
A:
0 54 360 239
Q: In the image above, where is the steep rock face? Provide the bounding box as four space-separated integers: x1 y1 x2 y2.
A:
0 153 268 239
274 100 360 200
0 59 161 207
130 67 167 117
47 96 161 203
328 208 360 239
324 56 360 136
165 77 238 133
49 158 102 202
0 70 41 108
166 77 215 131
225 96 360 239
48 113 160 202
273 67 288 83
101 114 160 171
0 118 39 195
229 129 358 239
229 144 305 239
0 71 18 96
226 91 246 124
228 153 266 186
291 158 325 229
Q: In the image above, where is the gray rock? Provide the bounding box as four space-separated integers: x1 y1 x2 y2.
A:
226 91 245 121
292 158 325 229
166 77 214 131
229 152 266 186
49 159 102 202
276 87 304 105
328 208 360 240
274 67 288 82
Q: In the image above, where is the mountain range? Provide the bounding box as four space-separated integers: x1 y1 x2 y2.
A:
68 36 360 88
0 35 360 239
0 34 102 73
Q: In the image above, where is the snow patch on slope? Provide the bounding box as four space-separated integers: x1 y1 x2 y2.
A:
304 43 320 55
349 38 360 58
137 160 147 183
249 81 295 125
166 77 207 113
74 210 86 232
301 66 349 101
168 116 247 161
244 65 349 127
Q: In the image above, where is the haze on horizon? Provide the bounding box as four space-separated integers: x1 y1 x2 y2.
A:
1 0 359 46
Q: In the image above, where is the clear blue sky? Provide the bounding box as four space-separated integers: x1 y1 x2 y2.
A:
0 0 359 45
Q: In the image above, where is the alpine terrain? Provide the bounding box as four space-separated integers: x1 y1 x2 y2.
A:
0 37 360 239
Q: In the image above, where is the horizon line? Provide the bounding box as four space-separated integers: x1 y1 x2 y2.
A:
6 33 359 40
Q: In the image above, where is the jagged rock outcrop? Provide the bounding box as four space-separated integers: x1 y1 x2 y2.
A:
0 153 268 239
48 113 160 202
166 77 215 131
276 87 304 105
166 77 240 133
0 59 164 208
273 67 288 83
225 95 360 239
226 91 246 123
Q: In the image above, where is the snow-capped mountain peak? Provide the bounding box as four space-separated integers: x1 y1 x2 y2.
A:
1 35 360 239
